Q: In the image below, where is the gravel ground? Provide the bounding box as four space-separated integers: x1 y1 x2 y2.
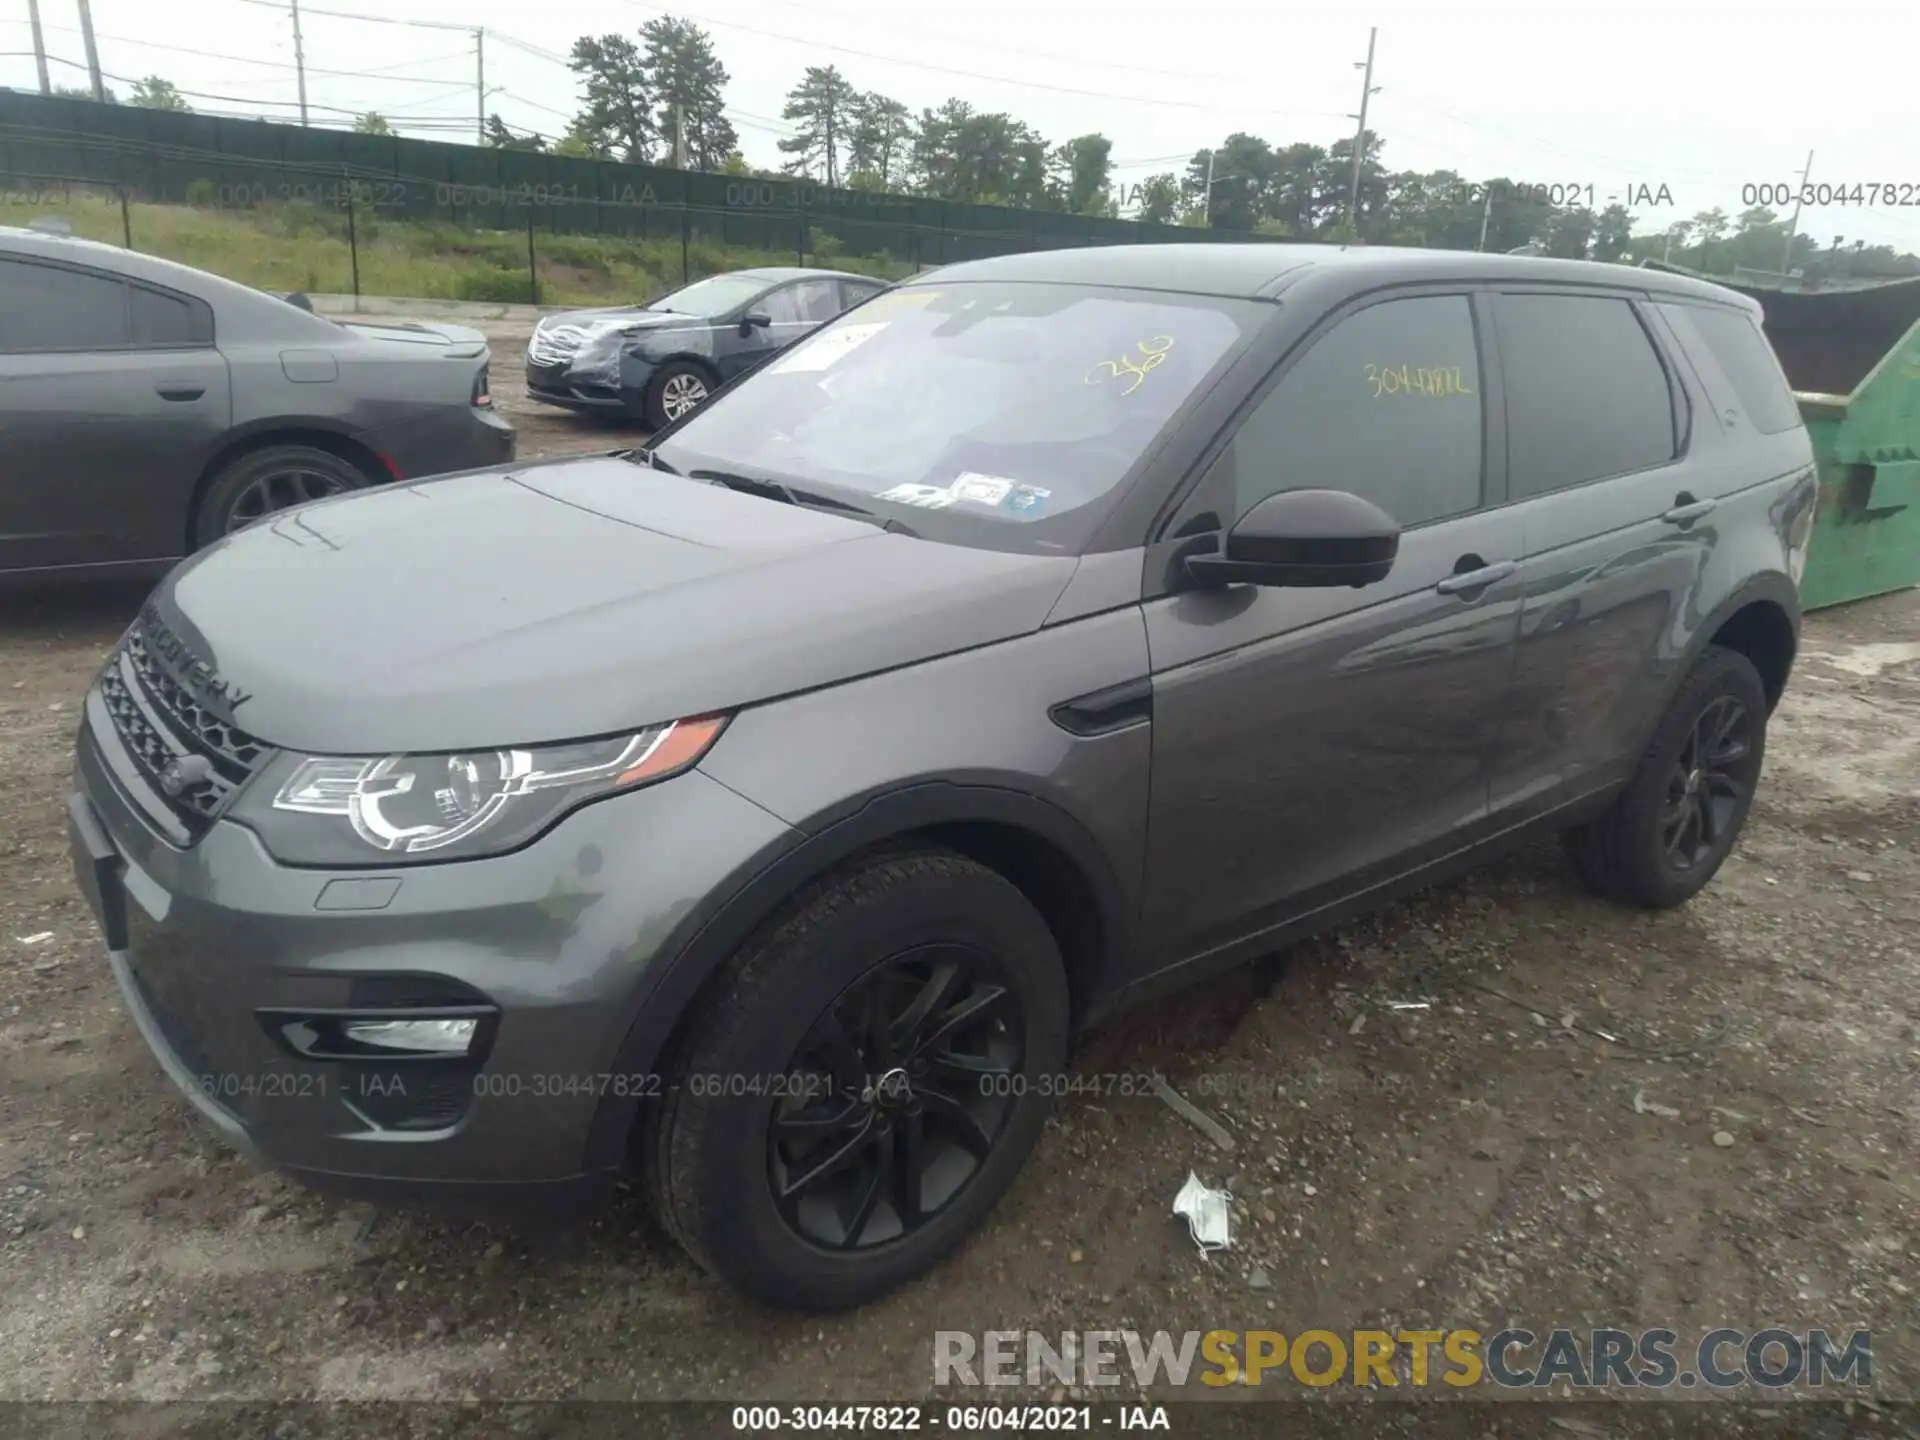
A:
0 317 1915 1434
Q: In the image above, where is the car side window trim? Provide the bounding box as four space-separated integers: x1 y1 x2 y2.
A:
0 255 214 354
1150 282 1495 548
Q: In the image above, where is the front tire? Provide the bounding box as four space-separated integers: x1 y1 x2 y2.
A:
193 444 372 548
645 849 1070 1311
1562 645 1769 908
644 361 714 429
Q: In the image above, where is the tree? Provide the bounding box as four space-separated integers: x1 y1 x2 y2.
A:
1049 133 1112 215
720 151 753 176
1591 203 1633 262
911 99 972 199
847 91 913 191
1690 208 1730 246
54 84 118 103
353 111 392 135
556 116 612 160
485 113 548 151
568 34 653 162
1545 205 1597 259
1134 172 1180 225
128 76 189 111
778 65 857 186
640 16 735 170
1184 134 1275 231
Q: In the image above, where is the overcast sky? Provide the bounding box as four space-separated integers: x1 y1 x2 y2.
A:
8 0 1918 253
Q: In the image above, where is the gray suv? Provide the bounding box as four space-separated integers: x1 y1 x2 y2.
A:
68 244 1818 1312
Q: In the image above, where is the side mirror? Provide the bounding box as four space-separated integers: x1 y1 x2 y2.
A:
1184 489 1399 590
739 311 773 335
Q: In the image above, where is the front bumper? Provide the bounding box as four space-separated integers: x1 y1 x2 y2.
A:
68 700 792 1207
525 356 654 418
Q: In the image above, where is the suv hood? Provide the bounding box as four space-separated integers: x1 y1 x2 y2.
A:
151 456 1077 754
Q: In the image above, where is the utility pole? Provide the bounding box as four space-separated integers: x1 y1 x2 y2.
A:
673 102 687 168
75 0 104 101
26 0 51 93
1780 149 1814 275
1344 27 1379 236
289 0 309 124
1203 148 1215 227
1476 187 1492 251
474 29 486 145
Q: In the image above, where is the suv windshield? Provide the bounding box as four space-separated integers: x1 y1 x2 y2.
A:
651 281 1258 551
648 273 774 316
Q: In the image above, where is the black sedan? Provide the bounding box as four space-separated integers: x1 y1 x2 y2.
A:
525 267 887 427
0 224 515 584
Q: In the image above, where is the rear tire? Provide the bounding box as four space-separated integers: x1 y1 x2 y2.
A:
644 848 1069 1311
193 444 372 548
644 361 714 429
1561 645 1769 908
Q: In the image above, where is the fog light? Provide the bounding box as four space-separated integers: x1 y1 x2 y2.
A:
341 1018 478 1055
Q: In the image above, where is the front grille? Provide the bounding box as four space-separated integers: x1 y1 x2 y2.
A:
94 622 273 837
526 324 585 368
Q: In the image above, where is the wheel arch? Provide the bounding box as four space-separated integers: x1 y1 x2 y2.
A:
188 423 392 549
581 781 1130 1172
1686 572 1801 715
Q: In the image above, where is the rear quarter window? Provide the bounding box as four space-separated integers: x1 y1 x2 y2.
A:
129 284 214 346
1658 302 1803 435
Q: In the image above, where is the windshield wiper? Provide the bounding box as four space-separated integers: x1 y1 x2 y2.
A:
690 469 913 533
616 447 681 474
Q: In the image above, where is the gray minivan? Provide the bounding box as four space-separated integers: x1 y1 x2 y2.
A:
68 244 1818 1311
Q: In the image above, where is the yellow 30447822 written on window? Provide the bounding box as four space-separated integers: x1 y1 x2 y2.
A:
1364 363 1475 398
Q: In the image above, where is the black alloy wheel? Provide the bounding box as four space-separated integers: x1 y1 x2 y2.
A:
224 463 353 532
1660 694 1757 871
644 848 1070 1311
1561 645 1770 909
194 443 372 549
769 944 1022 1251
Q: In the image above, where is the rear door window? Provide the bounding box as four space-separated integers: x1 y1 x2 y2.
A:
1495 293 1676 500
1658 302 1802 434
0 257 130 352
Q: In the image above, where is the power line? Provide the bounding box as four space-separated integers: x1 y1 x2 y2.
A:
618 2 1349 122
758 0 1300 91
29 50 469 120
227 0 471 33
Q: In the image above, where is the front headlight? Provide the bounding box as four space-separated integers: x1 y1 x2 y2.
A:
252 715 727 865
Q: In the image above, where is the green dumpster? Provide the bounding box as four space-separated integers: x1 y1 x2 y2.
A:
1714 273 1920 611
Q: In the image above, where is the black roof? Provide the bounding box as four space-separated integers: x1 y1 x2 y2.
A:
921 242 1754 308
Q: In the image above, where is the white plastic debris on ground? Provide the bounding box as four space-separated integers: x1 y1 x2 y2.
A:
1171 1171 1232 1254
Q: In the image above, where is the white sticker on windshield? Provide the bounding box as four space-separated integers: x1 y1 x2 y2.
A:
770 321 889 374
875 482 959 509
949 473 1013 506
875 473 1048 514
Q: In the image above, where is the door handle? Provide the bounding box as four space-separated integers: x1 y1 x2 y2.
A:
1662 495 1717 525
155 383 205 401
1435 560 1516 595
